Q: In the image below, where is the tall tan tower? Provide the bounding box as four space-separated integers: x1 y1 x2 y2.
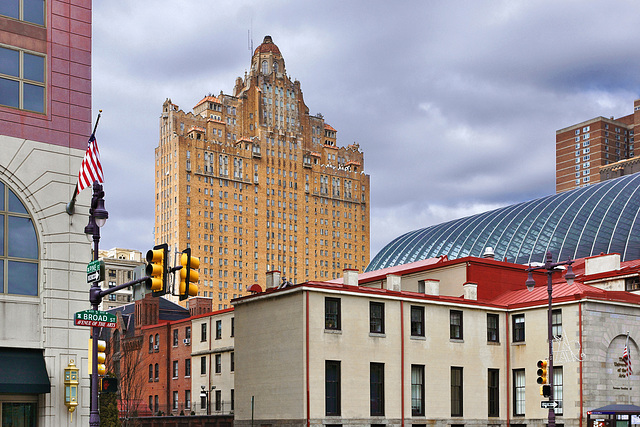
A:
155 36 370 309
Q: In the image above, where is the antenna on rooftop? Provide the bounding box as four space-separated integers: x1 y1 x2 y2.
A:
248 19 254 58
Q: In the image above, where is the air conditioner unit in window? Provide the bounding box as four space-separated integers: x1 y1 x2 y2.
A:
183 338 191 345
154 345 159 351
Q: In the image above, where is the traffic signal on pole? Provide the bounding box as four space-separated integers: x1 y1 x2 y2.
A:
88 338 107 376
536 359 548 385
101 377 118 393
540 384 551 398
146 243 168 296
179 248 199 301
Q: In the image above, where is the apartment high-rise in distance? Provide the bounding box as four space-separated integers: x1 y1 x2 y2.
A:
556 98 639 193
155 36 370 308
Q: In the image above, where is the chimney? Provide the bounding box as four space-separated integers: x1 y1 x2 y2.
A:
343 269 359 286
483 247 495 259
266 270 281 289
422 279 440 296
386 274 401 291
463 282 478 300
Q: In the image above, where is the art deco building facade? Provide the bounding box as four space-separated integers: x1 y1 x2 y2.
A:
154 36 370 308
556 98 639 193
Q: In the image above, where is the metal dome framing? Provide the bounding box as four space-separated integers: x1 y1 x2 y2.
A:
367 173 640 271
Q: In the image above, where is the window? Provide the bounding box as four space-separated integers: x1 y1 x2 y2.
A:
0 402 37 427
513 314 525 342
200 356 206 375
154 395 159 413
173 391 178 410
0 0 45 25
231 389 235 411
325 360 341 416
173 329 178 347
148 364 153 382
411 365 425 416
552 309 562 338
172 360 178 378
451 367 463 416
185 390 191 409
370 302 385 334
554 367 563 415
214 390 221 411
215 354 221 373
230 352 234 372
154 334 159 350
488 369 499 417
0 181 39 295
216 320 222 339
0 46 46 113
411 306 424 337
201 323 207 342
450 310 463 340
154 363 159 381
325 297 341 330
513 369 525 416
185 359 191 377
487 313 499 342
148 335 153 353
231 317 234 337
370 363 385 416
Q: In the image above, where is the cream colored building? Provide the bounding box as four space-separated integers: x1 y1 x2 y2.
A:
232 254 640 427
154 35 370 309
190 306 236 414
98 248 144 310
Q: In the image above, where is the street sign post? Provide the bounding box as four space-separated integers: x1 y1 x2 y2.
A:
74 309 116 328
541 401 559 409
87 260 105 283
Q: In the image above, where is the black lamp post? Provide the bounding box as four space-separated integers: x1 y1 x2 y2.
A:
525 251 575 427
85 181 108 427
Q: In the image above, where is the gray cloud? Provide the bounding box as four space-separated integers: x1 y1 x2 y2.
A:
92 0 640 259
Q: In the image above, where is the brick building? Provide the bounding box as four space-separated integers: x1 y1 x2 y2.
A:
556 99 639 193
154 35 371 309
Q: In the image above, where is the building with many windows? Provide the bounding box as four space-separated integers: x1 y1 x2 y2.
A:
233 253 640 427
556 99 639 192
0 1 93 426
98 248 145 310
154 35 370 309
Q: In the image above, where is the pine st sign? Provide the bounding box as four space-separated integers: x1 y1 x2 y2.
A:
74 310 116 328
86 260 105 283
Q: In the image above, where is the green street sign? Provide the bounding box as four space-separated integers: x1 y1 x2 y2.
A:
87 260 105 283
74 310 116 328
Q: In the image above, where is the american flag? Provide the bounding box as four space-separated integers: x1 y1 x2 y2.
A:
623 340 633 377
76 134 103 194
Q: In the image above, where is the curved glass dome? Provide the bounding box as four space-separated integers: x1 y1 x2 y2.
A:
367 173 640 271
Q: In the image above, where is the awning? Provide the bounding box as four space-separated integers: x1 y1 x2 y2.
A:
0 348 51 393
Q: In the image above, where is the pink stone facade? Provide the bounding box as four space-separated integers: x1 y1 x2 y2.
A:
0 0 91 149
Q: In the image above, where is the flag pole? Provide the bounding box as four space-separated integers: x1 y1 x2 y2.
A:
66 110 102 215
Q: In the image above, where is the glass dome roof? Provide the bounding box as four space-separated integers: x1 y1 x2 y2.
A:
367 173 640 271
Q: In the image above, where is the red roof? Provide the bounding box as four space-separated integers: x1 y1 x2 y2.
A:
194 95 220 108
254 36 280 55
324 124 337 132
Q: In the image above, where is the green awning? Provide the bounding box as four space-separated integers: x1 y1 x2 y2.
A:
0 348 50 393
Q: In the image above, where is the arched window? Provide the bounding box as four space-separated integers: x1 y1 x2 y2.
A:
261 60 268 75
273 62 279 74
149 335 153 352
148 364 153 381
0 180 39 296
113 329 120 353
154 363 159 381
154 333 159 349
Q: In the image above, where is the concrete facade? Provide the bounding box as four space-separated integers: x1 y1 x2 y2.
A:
0 0 93 426
98 248 144 310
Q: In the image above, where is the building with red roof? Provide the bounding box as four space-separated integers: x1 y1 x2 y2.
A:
233 253 640 427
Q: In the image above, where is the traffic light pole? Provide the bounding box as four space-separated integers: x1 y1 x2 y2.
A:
525 252 575 427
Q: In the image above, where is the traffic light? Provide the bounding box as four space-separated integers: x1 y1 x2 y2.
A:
101 377 118 393
179 248 199 301
540 384 551 398
146 243 168 296
88 338 107 376
536 359 548 385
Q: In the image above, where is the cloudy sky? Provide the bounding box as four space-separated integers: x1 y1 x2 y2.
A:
92 0 640 259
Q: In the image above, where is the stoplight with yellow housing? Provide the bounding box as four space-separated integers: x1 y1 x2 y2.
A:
88 337 107 376
179 248 199 301
146 243 168 296
536 359 548 385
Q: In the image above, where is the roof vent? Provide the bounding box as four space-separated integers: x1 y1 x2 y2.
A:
483 247 495 259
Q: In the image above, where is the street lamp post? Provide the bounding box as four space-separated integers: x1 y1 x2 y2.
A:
85 181 108 427
525 251 575 427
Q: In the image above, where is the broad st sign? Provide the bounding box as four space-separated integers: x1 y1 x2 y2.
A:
74 310 116 328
